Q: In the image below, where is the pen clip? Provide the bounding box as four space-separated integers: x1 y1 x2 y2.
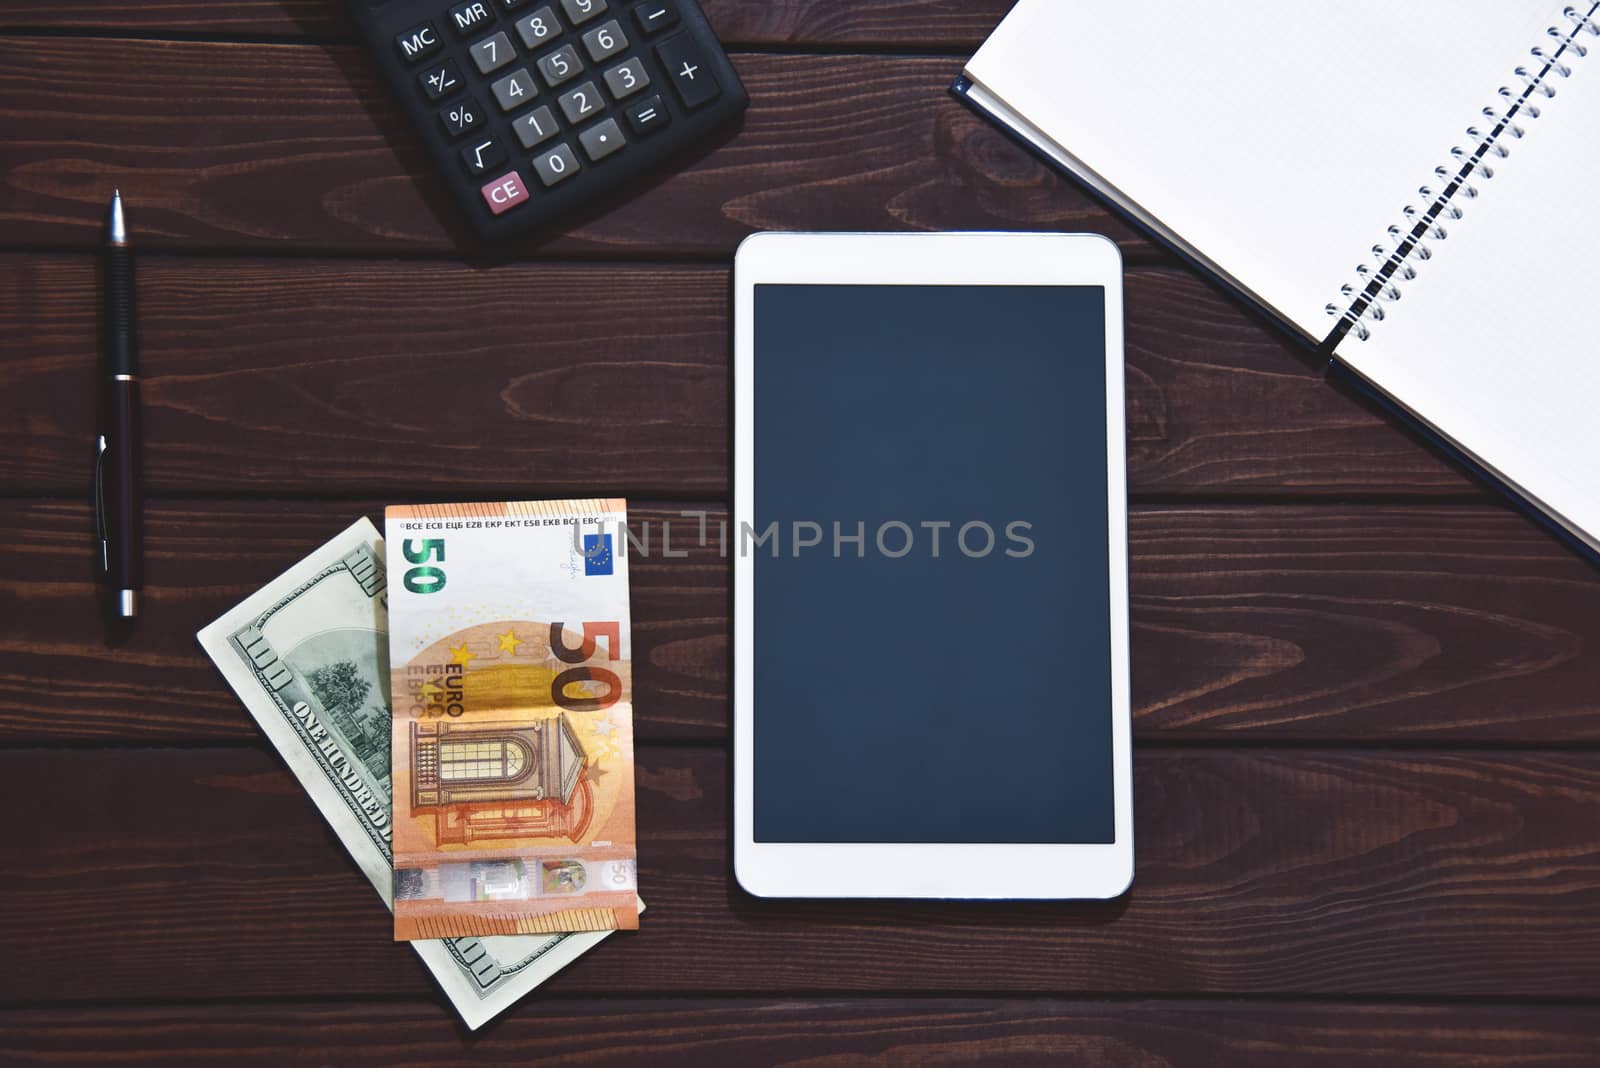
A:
94 434 109 574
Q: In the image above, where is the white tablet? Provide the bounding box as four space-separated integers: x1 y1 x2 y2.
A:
732 232 1132 899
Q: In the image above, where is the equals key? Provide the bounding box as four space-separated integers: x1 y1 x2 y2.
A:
625 93 670 137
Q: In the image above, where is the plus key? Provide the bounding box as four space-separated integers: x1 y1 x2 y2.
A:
655 33 719 109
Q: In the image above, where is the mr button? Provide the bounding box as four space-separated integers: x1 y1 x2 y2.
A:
656 33 720 109
480 171 531 215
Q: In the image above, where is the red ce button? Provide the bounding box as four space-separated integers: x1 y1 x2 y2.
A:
480 171 530 215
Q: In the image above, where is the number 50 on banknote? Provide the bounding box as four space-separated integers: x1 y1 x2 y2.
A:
386 500 640 941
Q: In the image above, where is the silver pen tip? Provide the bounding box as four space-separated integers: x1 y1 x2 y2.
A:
116 589 138 618
108 191 127 246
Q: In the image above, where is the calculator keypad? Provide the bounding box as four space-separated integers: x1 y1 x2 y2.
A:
579 118 627 161
396 22 445 62
624 93 669 136
490 67 539 111
656 33 716 108
558 81 604 124
513 105 561 148
632 2 677 34
515 7 561 48
439 95 485 137
603 57 649 99
461 136 509 175
358 0 746 239
582 20 629 62
481 170 531 213
419 59 464 100
469 31 516 73
449 1 496 35
560 0 608 26
537 45 584 87
532 143 581 186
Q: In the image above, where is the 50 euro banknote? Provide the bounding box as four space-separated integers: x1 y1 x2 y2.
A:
197 518 640 1029
386 501 639 941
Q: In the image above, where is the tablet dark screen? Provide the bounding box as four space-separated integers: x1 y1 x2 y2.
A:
752 284 1116 845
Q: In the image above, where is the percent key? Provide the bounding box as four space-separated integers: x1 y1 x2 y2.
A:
440 97 484 138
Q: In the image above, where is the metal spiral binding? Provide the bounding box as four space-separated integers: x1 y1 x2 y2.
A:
1327 4 1599 342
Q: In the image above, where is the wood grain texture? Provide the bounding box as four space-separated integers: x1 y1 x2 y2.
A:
3 746 1598 1002
5 1 1597 1053
7 499 1599 747
1130 505 1600 740
0 256 1466 497
1 501 726 744
0 0 1015 48
0 39 1145 257
3 1000 1597 1066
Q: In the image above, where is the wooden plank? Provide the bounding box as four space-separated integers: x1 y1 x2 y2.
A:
2 746 1598 1002
7 499 1600 747
0 40 1146 257
0 256 1464 497
0 0 1014 49
0 501 725 744
2 999 1597 1065
1130 504 1600 740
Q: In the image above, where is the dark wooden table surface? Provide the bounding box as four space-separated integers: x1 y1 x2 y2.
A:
4 2 1600 1064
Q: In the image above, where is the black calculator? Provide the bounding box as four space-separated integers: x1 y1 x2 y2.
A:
350 0 748 242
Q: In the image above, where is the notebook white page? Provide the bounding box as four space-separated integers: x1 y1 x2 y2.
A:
963 0 1557 342
1334 26 1600 552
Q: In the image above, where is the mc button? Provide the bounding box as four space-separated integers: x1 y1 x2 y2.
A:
480 171 531 214
395 21 443 63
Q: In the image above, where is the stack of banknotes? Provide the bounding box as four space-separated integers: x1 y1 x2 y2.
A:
198 501 641 1029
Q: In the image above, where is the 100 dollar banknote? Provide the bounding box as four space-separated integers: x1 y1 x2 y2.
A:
386 501 639 941
196 518 637 1029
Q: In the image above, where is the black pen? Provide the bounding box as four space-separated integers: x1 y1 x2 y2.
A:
95 190 143 619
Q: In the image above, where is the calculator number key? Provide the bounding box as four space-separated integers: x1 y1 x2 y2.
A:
418 59 464 101
656 33 720 109
396 22 443 63
532 143 581 186
491 67 539 112
537 44 585 87
632 2 678 35
579 118 627 162
439 96 485 138
558 81 604 124
582 20 629 62
481 170 531 214
603 57 650 100
461 137 509 176
470 31 516 75
624 93 670 136
561 0 608 26
515 6 563 49
513 105 561 148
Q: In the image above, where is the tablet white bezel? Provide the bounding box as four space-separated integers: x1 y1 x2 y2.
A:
732 232 1131 899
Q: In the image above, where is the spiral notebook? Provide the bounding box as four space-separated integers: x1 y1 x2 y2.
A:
955 0 1600 555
